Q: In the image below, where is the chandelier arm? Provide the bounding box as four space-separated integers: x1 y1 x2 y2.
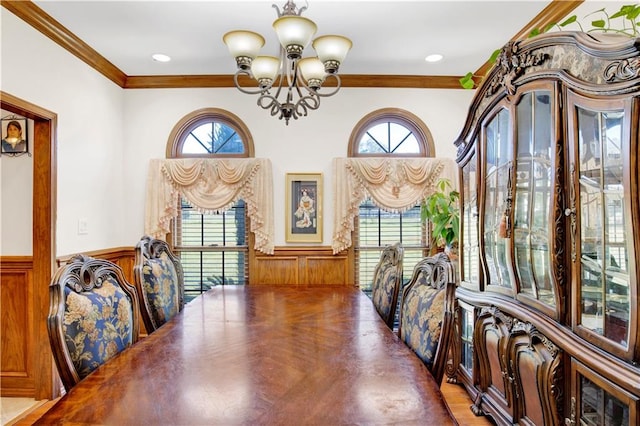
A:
257 93 281 112
314 74 343 98
233 70 271 95
295 94 320 113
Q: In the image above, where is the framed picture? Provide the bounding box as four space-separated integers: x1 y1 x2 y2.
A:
1 116 28 155
286 173 322 243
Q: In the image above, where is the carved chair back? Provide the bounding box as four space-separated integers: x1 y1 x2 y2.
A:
397 252 456 386
370 242 404 329
133 235 185 333
47 254 140 391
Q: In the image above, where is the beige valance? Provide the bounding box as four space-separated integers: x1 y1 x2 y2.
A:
145 158 274 254
332 157 457 254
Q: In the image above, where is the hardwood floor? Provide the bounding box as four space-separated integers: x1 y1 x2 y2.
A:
442 381 494 426
8 384 492 425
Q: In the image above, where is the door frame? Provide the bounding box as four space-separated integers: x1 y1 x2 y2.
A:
1 91 58 399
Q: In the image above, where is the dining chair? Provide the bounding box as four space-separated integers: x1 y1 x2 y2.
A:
133 235 184 333
397 252 456 386
47 254 140 391
370 242 404 329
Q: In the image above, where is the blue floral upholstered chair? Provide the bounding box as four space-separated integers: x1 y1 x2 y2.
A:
397 252 456 386
370 242 404 329
47 254 140 391
133 235 184 333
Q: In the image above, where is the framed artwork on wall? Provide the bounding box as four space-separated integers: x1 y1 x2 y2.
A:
285 173 322 243
1 115 28 156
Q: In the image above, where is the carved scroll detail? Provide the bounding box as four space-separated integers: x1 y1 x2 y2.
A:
486 41 550 96
604 58 640 82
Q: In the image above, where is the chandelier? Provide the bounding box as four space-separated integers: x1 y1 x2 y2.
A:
223 1 352 125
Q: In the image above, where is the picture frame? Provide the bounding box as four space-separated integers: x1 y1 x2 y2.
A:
1 116 28 155
285 173 323 243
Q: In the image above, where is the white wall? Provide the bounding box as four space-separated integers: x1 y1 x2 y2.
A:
2 7 474 255
122 87 473 246
0 112 33 255
1 9 125 256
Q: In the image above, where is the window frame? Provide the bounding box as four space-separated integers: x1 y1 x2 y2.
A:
348 107 434 157
166 107 254 158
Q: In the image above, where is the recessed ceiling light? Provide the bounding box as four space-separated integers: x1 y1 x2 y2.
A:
425 54 443 63
152 54 171 63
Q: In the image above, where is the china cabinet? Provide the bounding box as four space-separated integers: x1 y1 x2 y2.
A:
451 32 640 426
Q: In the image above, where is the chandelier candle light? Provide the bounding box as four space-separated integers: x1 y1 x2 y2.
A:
223 1 352 125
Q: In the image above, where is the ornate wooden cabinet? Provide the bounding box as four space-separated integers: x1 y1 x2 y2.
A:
451 32 640 426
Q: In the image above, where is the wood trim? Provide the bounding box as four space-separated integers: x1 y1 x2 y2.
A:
57 247 136 285
125 74 468 89
56 247 135 265
1 0 127 87
473 0 584 80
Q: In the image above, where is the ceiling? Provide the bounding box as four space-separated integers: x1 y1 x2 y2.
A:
28 0 627 79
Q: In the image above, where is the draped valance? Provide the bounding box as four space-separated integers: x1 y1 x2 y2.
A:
332 157 457 254
145 158 274 254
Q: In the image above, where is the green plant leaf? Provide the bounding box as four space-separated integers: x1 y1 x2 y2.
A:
628 6 640 20
528 28 541 37
559 15 578 27
459 72 475 90
610 9 627 19
591 19 606 28
488 49 501 63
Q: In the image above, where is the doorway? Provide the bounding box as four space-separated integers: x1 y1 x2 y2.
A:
0 91 57 400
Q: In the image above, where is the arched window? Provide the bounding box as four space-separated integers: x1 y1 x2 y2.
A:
166 108 254 157
348 108 434 296
167 108 253 301
348 108 433 157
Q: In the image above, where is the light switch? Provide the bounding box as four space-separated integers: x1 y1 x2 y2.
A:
78 218 88 235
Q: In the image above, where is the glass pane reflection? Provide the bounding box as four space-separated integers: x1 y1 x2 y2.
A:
577 107 629 347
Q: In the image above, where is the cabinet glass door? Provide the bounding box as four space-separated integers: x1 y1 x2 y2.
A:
483 108 513 289
572 360 637 426
513 90 556 308
461 148 480 289
459 301 474 375
575 105 630 348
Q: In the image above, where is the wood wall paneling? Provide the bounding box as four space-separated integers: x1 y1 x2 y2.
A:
0 258 35 397
251 246 353 285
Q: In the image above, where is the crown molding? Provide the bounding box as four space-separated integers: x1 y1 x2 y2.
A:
123 74 465 89
4 0 583 90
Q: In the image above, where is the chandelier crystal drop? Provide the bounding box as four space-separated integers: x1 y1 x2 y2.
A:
223 1 352 125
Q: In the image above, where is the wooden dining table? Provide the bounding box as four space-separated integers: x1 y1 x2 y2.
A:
36 285 457 425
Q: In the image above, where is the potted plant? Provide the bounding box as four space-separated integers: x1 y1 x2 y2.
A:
421 178 460 258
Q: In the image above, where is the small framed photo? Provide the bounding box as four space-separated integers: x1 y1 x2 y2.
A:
1 116 28 155
285 173 322 243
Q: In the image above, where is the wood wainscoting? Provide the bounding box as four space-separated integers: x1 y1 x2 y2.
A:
251 246 354 285
56 247 136 285
1 248 138 397
0 257 36 397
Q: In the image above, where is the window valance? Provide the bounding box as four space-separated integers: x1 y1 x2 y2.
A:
145 158 274 254
332 157 457 254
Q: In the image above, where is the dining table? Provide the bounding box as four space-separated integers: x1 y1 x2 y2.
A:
36 285 457 425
